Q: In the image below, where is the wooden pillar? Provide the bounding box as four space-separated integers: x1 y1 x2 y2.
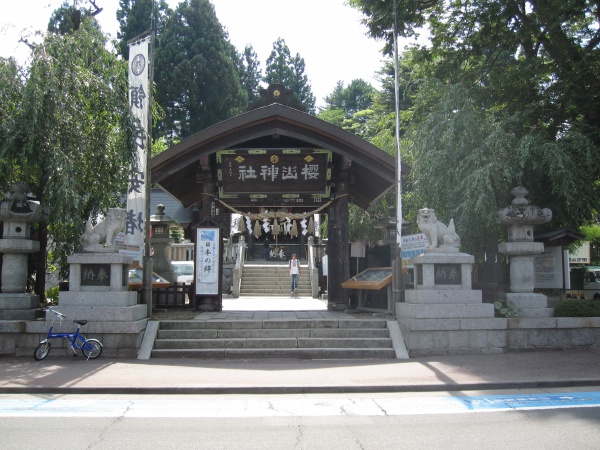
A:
327 194 350 311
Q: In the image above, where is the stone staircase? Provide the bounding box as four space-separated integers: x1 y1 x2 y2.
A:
151 318 396 359
240 262 311 297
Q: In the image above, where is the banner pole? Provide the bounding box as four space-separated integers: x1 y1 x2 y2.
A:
393 0 404 303
143 1 156 317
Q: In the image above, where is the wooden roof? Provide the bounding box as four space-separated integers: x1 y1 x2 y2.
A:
151 103 408 211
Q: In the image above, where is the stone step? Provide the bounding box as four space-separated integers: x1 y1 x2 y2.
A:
157 328 390 339
241 263 310 297
239 286 311 292
154 337 393 350
159 319 388 330
150 347 396 359
240 280 311 287
153 318 394 359
239 291 312 296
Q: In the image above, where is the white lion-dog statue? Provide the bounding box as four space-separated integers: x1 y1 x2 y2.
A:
80 208 127 252
417 208 460 252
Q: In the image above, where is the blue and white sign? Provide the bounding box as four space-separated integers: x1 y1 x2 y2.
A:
401 233 429 267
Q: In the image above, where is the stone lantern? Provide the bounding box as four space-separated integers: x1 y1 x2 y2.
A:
0 182 46 319
498 187 553 317
151 204 177 282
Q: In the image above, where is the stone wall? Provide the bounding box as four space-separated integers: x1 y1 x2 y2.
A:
400 317 600 356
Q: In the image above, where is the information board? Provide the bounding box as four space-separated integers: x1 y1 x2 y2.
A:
534 246 564 289
342 268 393 291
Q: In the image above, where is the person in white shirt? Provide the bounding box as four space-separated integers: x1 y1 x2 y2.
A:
289 253 301 295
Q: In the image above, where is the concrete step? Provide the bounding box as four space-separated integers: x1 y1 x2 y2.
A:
157 328 390 339
154 337 393 350
240 263 310 297
159 319 388 330
240 281 311 288
150 347 396 359
239 292 312 297
153 319 394 359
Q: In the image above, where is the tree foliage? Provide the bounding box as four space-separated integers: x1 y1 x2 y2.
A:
319 78 398 243
264 37 316 114
0 19 136 279
47 0 104 34
238 44 263 107
153 0 247 141
324 79 375 117
348 0 600 255
116 0 171 60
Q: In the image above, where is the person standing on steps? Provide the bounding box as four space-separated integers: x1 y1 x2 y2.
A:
289 253 301 296
263 236 270 261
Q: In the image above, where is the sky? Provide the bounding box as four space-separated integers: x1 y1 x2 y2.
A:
0 0 403 109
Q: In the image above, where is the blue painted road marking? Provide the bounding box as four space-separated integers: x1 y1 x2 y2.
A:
456 392 600 411
0 392 599 418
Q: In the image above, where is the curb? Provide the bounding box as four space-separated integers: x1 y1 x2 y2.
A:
2 379 599 395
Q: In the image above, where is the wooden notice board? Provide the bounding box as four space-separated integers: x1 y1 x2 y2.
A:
342 267 393 290
342 267 393 313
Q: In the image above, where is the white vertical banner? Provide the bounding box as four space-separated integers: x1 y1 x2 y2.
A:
196 228 220 295
123 36 151 264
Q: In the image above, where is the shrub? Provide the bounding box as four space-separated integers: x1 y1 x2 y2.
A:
45 285 60 305
554 300 600 317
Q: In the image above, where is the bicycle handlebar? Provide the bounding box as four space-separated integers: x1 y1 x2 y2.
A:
44 307 66 319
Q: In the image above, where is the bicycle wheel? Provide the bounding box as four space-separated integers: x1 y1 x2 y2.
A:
81 339 103 359
34 341 51 361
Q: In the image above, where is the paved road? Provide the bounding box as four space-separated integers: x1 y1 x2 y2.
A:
1 388 599 449
2 389 600 417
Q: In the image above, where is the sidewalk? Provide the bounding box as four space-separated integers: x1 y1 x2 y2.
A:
1 349 599 394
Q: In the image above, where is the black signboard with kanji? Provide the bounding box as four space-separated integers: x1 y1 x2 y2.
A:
217 149 332 206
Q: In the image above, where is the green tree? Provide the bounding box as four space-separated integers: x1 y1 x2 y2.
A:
264 37 316 113
116 0 171 60
349 0 600 255
0 19 136 286
154 0 246 141
319 78 397 243
406 81 598 256
238 44 262 107
320 79 378 137
47 0 104 34
264 38 293 86
324 79 375 117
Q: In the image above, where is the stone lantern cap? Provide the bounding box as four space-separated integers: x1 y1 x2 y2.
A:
0 182 46 224
150 204 177 224
498 186 552 226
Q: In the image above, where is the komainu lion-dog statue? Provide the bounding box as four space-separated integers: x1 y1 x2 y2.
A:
417 208 460 252
80 208 127 252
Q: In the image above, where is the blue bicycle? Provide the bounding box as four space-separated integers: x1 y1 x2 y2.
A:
34 307 103 360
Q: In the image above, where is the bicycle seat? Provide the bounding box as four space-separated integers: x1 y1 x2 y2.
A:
73 320 88 326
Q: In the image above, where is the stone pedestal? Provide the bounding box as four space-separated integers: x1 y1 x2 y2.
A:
48 253 149 357
397 251 496 355
411 252 475 290
397 252 493 320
